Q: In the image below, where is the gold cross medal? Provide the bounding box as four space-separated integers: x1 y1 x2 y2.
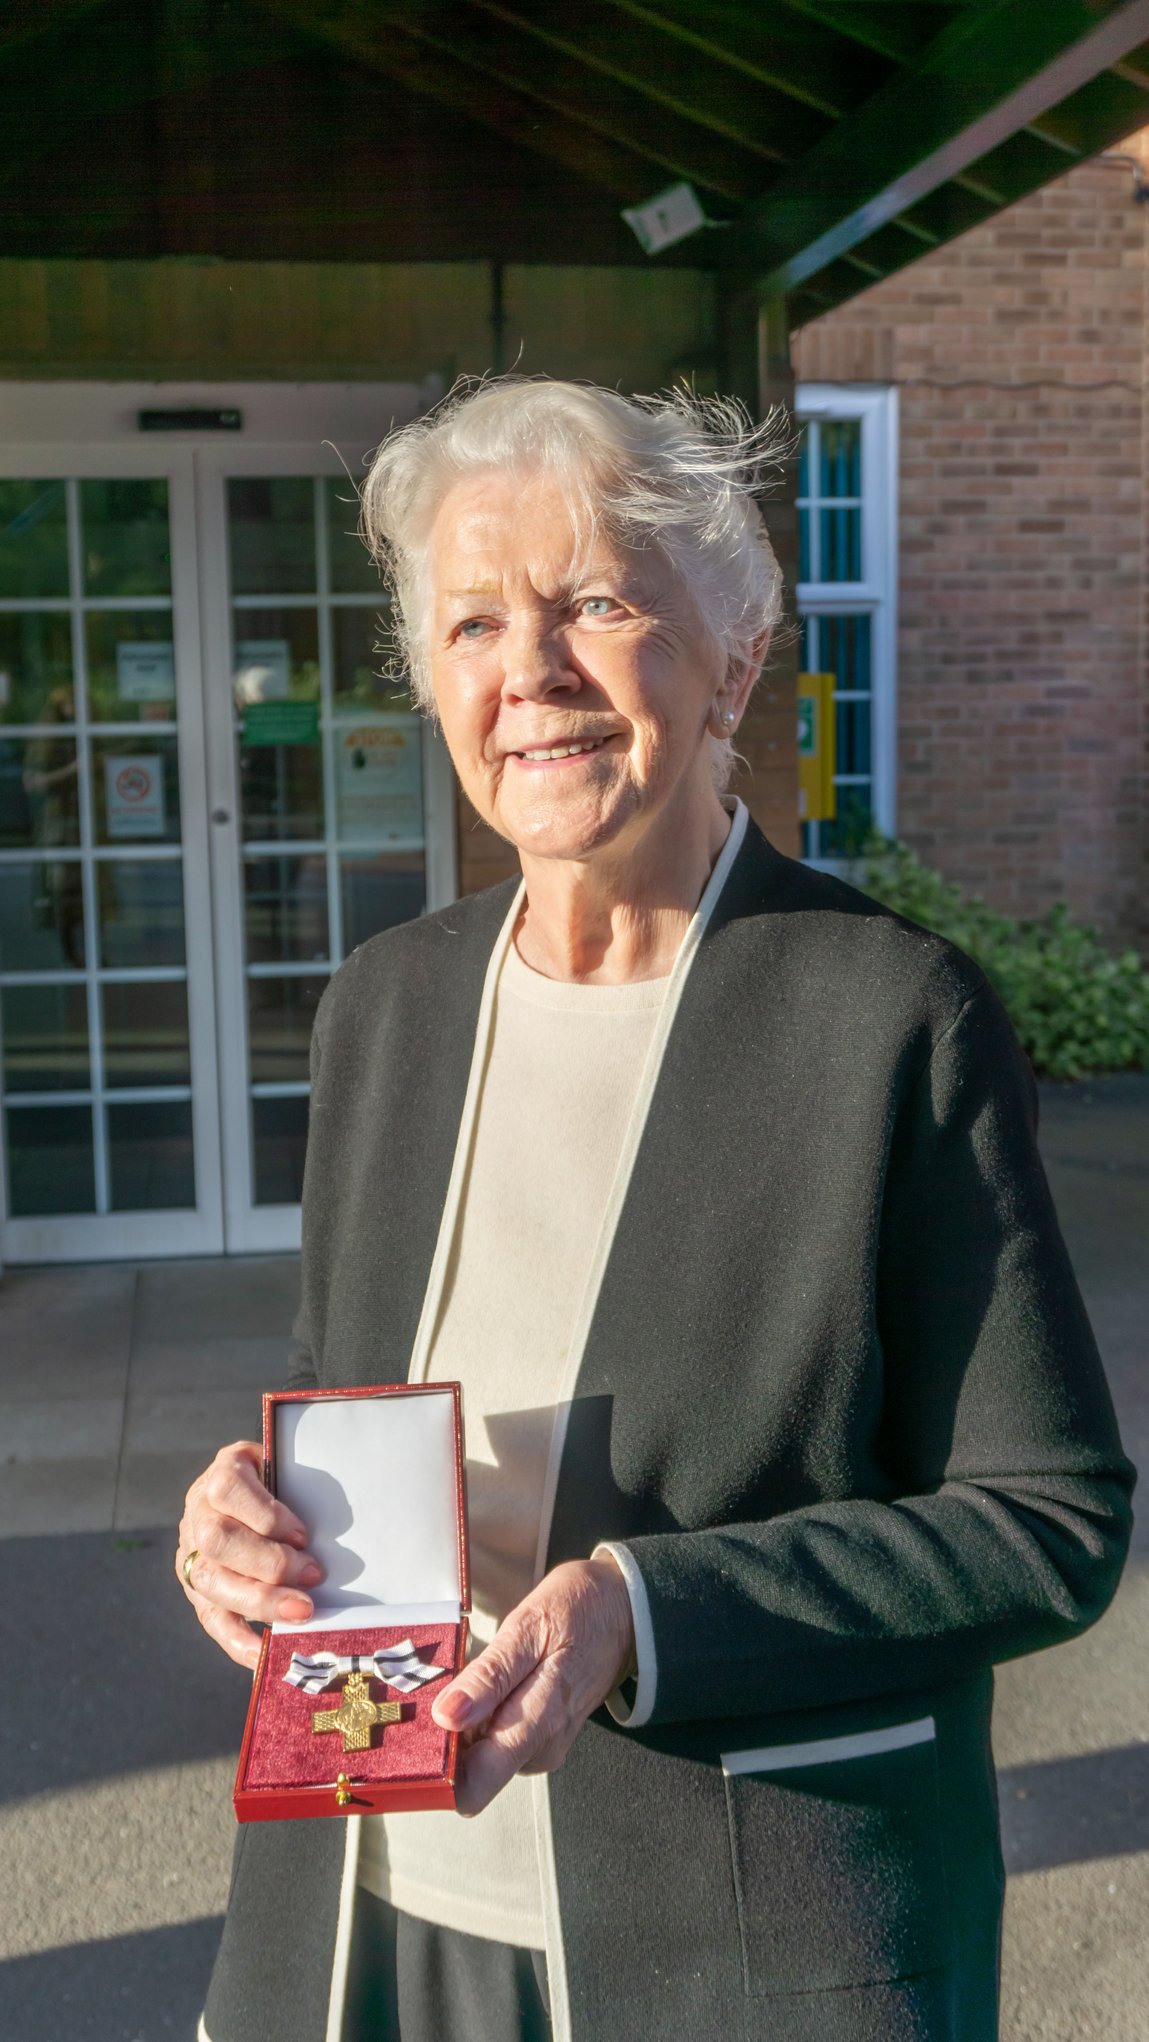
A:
311 1670 403 1754
282 1641 448 1776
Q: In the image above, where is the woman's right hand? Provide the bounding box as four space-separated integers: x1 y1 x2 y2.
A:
176 1439 324 1670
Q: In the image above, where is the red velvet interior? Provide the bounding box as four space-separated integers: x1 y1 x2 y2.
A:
242 1626 461 1792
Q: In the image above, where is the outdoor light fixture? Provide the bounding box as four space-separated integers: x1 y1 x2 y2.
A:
621 181 715 254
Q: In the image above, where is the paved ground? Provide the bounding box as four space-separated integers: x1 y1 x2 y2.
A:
1 1080 1146 2041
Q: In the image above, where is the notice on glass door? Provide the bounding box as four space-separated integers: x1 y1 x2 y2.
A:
335 716 424 848
117 641 175 703
105 754 166 839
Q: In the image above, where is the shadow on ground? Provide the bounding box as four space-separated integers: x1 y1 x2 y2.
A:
1 1529 250 1803
1000 1740 1149 1872
2 1919 225 2042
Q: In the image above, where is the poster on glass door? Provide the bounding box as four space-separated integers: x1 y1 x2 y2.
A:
105 754 166 838
335 715 424 849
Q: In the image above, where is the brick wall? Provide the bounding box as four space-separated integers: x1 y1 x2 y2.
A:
793 138 1149 945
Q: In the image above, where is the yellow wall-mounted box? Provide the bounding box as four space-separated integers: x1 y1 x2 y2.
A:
797 672 837 823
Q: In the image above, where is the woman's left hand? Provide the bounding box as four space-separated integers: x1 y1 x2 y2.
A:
431 1555 636 1816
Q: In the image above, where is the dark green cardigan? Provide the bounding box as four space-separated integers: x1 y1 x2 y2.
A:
204 817 1133 2042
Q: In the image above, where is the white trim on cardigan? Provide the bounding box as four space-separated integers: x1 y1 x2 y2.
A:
721 1717 936 1776
326 1818 363 2042
327 799 748 2042
592 1539 659 1729
529 799 748 2040
406 886 525 1386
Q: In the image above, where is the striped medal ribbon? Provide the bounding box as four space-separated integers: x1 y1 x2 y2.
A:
282 1640 447 1695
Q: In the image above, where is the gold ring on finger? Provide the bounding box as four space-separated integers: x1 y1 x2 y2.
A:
182 1547 200 1589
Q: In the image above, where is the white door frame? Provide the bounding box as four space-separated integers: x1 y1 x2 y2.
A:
0 382 454 1263
195 437 457 1255
0 438 224 1261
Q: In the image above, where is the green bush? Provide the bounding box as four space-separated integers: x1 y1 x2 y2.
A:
862 836 1149 1080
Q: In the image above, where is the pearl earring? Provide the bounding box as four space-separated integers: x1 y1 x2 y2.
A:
722 709 735 727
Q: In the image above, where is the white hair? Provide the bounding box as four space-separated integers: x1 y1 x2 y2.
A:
360 377 788 788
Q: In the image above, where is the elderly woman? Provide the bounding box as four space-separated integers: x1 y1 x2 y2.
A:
181 381 1132 2042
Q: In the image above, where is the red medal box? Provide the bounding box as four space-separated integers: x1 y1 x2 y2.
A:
233 1383 469 1823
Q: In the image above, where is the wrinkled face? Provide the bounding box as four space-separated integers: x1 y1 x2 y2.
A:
425 468 726 864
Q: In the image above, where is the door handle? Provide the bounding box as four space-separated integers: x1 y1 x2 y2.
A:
210 808 231 824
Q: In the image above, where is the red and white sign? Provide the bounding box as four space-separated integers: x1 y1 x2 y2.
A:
104 754 166 839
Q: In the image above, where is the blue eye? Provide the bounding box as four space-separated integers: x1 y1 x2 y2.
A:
458 620 489 638
580 597 614 617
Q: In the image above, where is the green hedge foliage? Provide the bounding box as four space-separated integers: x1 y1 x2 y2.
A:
863 837 1149 1080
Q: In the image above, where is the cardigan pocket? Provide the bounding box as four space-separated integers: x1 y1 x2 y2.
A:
721 1715 952 1998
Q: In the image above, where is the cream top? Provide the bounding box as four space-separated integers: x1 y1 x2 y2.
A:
358 937 668 1946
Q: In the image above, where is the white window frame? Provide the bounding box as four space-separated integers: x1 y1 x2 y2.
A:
794 383 899 862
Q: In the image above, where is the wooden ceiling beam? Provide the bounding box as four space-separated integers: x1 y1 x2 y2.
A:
251 0 670 201
466 0 827 161
724 0 1149 295
418 1 763 194
776 0 954 65
607 0 892 120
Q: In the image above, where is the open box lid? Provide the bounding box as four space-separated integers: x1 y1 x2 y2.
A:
264 1384 468 1634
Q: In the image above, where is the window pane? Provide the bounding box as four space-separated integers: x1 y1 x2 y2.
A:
0 862 86 970
235 607 323 842
818 419 861 499
233 607 320 710
2 983 89 1093
817 507 861 583
81 480 171 598
797 425 811 500
92 738 181 846
240 742 324 845
0 611 74 725
819 613 872 691
835 697 872 779
1 731 81 851
252 1094 309 1205
228 478 315 595
247 974 324 1084
326 479 383 594
0 481 69 599
340 854 425 951
6 1103 96 1215
86 610 176 723
335 715 423 848
98 859 186 968
332 604 402 710
102 979 190 1088
244 854 329 965
107 1099 195 1211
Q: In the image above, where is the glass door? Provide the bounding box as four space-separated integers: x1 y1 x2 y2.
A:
198 447 457 1254
0 450 222 1259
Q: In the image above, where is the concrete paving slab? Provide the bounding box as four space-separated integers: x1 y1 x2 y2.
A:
995 1081 1148 2042
121 1390 262 1457
0 1456 117 1536
126 1332 292 1395
132 1256 298 1345
1001 1853 1149 2042
0 1264 136 1403
3 1396 124 1461
113 1450 238 1533
1 1531 248 2038
0 1919 228 2042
